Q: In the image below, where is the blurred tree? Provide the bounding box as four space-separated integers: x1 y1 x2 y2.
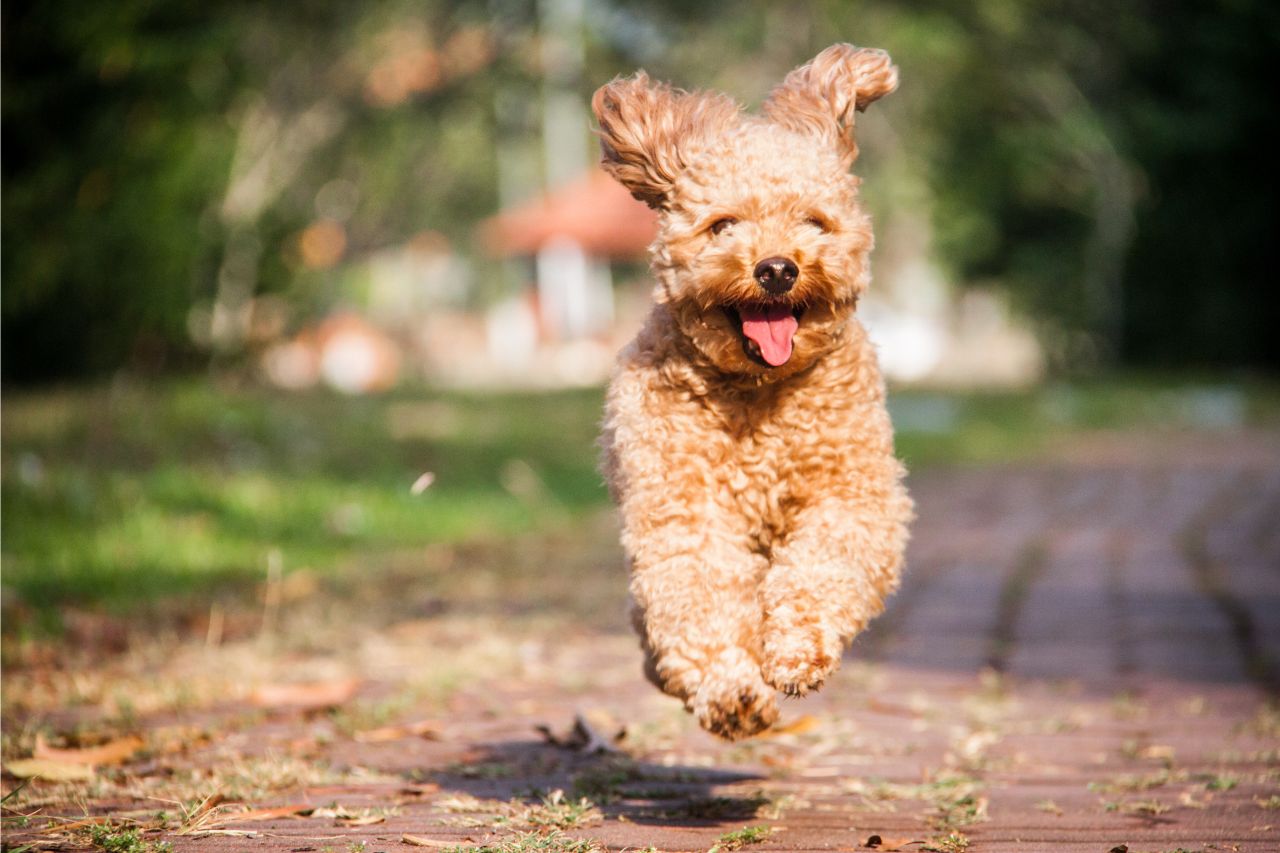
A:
3 0 1277 381
1115 1 1279 368
909 0 1279 369
2 1 241 379
2 0 501 381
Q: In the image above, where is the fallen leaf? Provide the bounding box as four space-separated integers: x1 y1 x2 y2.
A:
765 714 821 736
3 759 95 781
1108 846 1129 853
403 835 454 848
210 804 313 825
33 734 145 766
186 829 260 838
339 814 385 826
864 834 925 850
250 678 360 711
536 710 624 753
311 806 355 819
353 720 441 743
309 805 386 825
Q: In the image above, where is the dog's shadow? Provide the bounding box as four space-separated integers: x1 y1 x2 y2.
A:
422 737 768 828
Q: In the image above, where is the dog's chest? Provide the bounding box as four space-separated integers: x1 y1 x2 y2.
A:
702 393 841 543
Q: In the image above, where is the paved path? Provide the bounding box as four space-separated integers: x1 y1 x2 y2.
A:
4 432 1279 852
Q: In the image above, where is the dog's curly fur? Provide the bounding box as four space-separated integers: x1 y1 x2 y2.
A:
593 45 913 740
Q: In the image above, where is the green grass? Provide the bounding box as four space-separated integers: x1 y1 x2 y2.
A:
890 374 1280 466
442 830 601 853
3 375 1276 628
708 825 774 852
2 381 605 624
88 823 172 853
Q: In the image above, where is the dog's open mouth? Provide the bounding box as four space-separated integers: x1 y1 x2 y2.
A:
724 303 804 367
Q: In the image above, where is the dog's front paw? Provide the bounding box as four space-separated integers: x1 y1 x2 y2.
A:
684 649 778 740
761 625 842 697
692 674 779 741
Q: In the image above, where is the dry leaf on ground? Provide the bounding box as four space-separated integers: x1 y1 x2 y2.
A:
33 733 145 766
402 834 455 848
209 804 313 825
311 804 385 824
759 714 820 737
185 829 259 838
310 805 355 819
535 710 624 753
340 814 386 826
3 759 96 781
250 678 360 711
864 834 926 850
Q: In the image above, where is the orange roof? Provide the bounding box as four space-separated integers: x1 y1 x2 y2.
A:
479 170 658 258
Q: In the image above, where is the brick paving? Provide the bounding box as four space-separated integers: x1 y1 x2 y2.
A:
4 432 1279 851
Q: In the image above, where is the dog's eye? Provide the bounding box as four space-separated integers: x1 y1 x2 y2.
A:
805 216 830 233
709 217 738 236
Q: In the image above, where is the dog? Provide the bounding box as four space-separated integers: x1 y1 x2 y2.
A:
593 44 913 740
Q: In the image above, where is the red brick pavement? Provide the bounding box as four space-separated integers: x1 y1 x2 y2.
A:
4 433 1279 852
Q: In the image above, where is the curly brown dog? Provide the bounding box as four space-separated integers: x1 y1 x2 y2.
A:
594 44 914 740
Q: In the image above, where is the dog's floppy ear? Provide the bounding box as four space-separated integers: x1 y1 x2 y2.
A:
762 44 897 167
592 72 739 209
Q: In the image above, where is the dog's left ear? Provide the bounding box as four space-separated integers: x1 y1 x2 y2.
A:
762 44 898 168
592 72 740 209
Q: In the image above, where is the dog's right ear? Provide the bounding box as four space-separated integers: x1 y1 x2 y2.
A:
592 72 739 209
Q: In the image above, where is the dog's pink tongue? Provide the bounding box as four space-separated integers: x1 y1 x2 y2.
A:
740 304 798 367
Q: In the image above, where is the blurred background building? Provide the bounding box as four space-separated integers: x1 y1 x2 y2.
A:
3 0 1276 391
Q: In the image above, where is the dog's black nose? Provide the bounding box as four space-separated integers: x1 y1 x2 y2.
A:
753 257 799 294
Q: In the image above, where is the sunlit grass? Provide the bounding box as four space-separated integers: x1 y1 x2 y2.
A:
2 381 605 623
891 374 1280 466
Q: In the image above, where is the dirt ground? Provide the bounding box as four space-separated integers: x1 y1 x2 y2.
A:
3 430 1279 852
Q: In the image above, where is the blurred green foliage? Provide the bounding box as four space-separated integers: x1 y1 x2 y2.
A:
2 0 507 379
3 0 1277 379
5 378 1276 626
911 0 1279 368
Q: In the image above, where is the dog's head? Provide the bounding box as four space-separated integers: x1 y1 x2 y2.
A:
592 44 896 377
